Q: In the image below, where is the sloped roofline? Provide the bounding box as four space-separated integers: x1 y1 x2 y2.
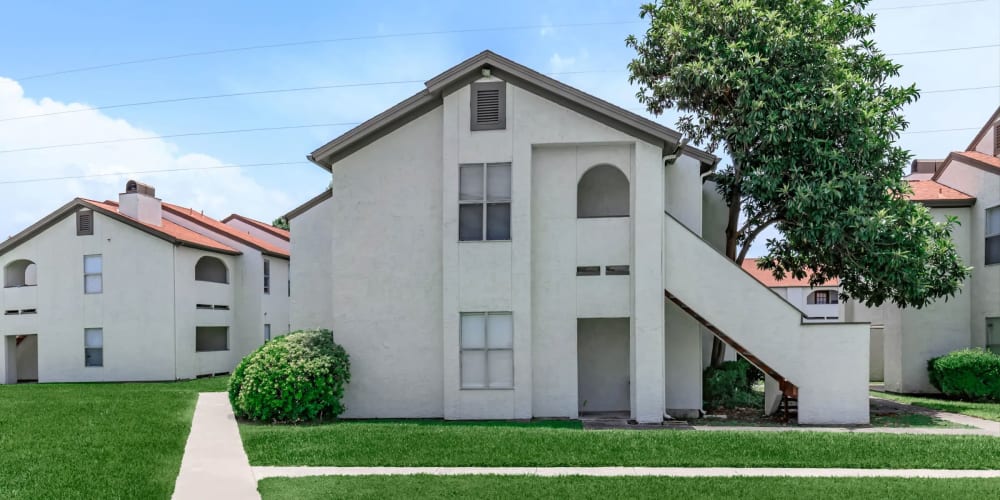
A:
0 199 242 257
965 105 1000 152
221 213 290 241
931 151 1000 181
308 50 718 171
162 203 289 259
285 188 333 221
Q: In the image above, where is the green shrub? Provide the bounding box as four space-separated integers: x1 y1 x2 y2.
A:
229 329 351 423
703 358 763 409
927 348 1000 401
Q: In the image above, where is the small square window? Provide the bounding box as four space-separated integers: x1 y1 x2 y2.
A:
460 312 513 389
459 163 511 241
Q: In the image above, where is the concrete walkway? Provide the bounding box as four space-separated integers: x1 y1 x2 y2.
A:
172 393 260 500
253 466 1000 479
868 396 1000 435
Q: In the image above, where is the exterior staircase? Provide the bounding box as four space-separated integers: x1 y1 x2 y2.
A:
665 290 798 420
663 213 869 425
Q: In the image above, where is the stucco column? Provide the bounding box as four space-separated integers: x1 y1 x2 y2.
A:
2 336 15 384
630 143 666 423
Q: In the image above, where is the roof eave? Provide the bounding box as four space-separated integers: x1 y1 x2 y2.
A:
915 198 976 208
285 188 333 221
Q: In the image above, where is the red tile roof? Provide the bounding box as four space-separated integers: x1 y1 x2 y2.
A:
221 213 290 241
85 200 240 254
905 180 975 202
954 151 1000 171
741 260 839 288
162 202 290 258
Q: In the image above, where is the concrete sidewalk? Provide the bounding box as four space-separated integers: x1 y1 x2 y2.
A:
172 393 260 500
253 466 1000 479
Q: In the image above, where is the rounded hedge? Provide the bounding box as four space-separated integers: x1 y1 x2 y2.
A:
927 348 1000 401
228 329 350 423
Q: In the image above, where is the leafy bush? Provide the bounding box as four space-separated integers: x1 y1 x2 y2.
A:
927 348 1000 401
229 329 350 423
703 358 764 409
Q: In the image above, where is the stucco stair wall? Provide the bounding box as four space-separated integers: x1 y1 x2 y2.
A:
663 214 870 425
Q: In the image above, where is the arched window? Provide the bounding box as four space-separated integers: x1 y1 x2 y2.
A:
4 259 37 288
807 290 838 305
195 256 228 284
577 164 629 218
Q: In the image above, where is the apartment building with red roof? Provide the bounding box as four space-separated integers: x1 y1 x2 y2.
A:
0 180 288 384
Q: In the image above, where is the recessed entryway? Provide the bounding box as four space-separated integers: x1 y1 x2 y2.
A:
3 334 38 383
577 318 629 415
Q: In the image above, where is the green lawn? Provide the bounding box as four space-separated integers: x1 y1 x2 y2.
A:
257 475 1000 500
871 391 1000 422
240 419 1000 469
0 376 228 499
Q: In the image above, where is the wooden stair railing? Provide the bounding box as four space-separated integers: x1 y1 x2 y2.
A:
665 290 798 419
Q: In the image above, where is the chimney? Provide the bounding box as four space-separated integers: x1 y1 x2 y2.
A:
118 180 162 226
910 159 944 176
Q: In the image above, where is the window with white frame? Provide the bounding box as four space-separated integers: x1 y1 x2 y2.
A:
264 323 271 342
988 318 1000 354
84 254 102 294
807 290 838 305
263 259 271 294
459 163 511 241
987 206 1000 265
460 312 513 389
84 328 103 367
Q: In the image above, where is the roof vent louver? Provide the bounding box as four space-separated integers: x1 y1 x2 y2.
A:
470 81 505 131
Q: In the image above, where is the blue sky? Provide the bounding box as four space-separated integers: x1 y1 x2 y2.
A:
0 0 997 255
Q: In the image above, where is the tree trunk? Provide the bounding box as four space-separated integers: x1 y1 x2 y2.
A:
711 163 744 367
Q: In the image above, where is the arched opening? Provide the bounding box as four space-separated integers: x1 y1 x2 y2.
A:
4 260 37 288
195 256 228 284
577 164 629 218
807 290 838 305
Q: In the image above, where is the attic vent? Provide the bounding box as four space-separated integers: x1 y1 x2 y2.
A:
994 123 999 155
77 210 94 236
471 81 505 131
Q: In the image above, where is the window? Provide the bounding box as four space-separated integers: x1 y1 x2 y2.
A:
265 324 271 342
470 81 506 131
988 318 1000 354
460 312 513 389
195 256 228 284
994 123 1000 156
605 265 630 276
807 290 839 305
987 206 1000 265
77 209 94 236
577 164 629 218
85 328 103 367
459 163 511 241
84 254 102 294
4 259 36 288
195 327 228 352
263 259 271 294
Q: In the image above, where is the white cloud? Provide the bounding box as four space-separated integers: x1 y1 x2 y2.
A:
0 77 292 239
539 16 554 37
549 50 590 73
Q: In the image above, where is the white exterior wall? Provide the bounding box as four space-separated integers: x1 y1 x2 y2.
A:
173 246 239 378
328 109 445 418
290 197 333 331
0 211 177 382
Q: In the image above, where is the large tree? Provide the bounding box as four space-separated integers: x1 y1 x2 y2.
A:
627 0 970 365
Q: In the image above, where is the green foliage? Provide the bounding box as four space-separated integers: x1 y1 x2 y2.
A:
627 0 970 309
229 329 351 423
272 217 289 230
704 358 763 409
927 349 1000 402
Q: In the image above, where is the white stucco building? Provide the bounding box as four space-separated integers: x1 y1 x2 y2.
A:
287 51 870 424
741 260 841 323
0 181 289 384
848 107 1000 392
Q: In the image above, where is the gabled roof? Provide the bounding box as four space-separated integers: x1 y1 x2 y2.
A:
905 179 975 207
307 50 718 170
285 189 332 221
932 150 1000 181
162 203 289 258
965 105 1000 152
740 260 840 288
0 199 240 257
221 213 290 241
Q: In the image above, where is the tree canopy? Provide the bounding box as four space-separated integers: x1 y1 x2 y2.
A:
627 0 970 312
272 216 289 231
